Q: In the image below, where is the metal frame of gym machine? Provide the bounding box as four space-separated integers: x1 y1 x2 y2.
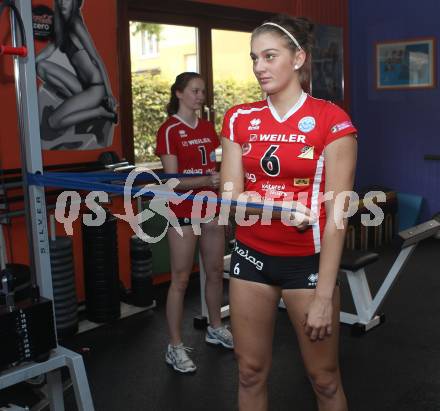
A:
0 1 94 409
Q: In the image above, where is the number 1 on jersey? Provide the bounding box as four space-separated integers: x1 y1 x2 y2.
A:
198 146 207 166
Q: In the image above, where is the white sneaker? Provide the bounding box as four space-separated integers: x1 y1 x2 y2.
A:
205 325 234 349
165 343 197 373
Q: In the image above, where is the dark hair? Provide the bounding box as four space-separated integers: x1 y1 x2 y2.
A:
166 72 203 116
252 14 314 85
54 0 84 50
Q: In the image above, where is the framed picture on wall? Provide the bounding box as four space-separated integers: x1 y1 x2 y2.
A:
376 38 436 89
311 25 344 101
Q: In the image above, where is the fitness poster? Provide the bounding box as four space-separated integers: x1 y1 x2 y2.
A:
35 0 118 150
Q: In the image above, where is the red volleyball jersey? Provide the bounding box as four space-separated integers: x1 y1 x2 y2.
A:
156 115 220 218
221 92 357 256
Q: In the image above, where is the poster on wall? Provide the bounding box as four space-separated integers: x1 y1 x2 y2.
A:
36 0 118 150
376 38 435 89
311 25 344 102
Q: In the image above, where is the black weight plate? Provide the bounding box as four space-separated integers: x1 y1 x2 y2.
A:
54 304 78 317
49 247 73 258
131 265 152 273
54 288 77 302
131 261 153 270
52 280 74 291
82 225 117 235
84 272 119 281
52 270 75 282
51 262 75 274
54 283 76 297
54 296 77 310
83 251 118 260
55 311 78 324
131 272 152 280
51 256 74 268
130 251 152 261
49 237 72 250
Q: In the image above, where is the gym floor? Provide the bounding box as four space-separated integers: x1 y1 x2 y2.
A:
2 238 439 410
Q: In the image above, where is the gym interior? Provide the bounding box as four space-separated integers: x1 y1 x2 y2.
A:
0 0 439 410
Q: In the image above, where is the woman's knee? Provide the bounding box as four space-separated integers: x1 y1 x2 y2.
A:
237 358 268 389
170 272 191 292
205 267 223 284
308 368 340 398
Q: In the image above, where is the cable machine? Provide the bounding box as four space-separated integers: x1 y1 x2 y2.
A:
0 1 94 409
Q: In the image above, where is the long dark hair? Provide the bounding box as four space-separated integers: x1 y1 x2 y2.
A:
166 72 202 116
53 0 84 50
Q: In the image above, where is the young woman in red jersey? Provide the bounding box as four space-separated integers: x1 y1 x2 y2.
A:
220 15 357 410
156 72 233 374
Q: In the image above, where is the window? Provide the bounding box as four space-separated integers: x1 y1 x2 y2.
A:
184 54 198 72
141 31 159 58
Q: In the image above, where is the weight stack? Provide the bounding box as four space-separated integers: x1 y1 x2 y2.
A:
130 235 153 307
49 237 78 338
82 212 120 323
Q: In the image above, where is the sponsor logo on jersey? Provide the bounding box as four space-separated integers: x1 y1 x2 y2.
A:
298 116 316 133
187 137 211 145
307 273 319 287
294 178 310 186
249 134 258 142
245 172 256 182
210 150 216 162
262 182 287 198
234 243 264 271
179 129 187 138
242 143 252 155
248 118 261 130
298 145 314 160
331 121 353 134
182 141 188 147
183 168 203 174
259 134 306 143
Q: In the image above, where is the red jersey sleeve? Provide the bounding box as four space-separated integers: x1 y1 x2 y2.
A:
221 106 239 142
323 103 357 147
155 120 178 156
207 121 221 148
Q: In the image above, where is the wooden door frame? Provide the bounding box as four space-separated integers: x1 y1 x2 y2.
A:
117 0 270 163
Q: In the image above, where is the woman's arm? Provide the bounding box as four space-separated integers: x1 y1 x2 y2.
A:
72 19 115 106
160 154 218 191
36 42 56 64
304 134 357 341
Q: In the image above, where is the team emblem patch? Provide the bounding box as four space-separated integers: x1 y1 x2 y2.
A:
179 129 187 138
331 121 353 134
297 145 314 160
293 178 310 186
242 143 252 156
308 273 319 286
298 116 316 133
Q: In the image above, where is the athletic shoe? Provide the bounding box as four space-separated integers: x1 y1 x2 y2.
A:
205 325 234 349
165 343 197 373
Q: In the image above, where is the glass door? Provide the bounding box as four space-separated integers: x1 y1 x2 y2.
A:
129 22 200 165
210 29 262 159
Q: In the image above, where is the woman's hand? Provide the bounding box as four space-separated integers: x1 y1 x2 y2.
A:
290 201 316 231
103 95 118 113
208 171 220 189
303 294 333 342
